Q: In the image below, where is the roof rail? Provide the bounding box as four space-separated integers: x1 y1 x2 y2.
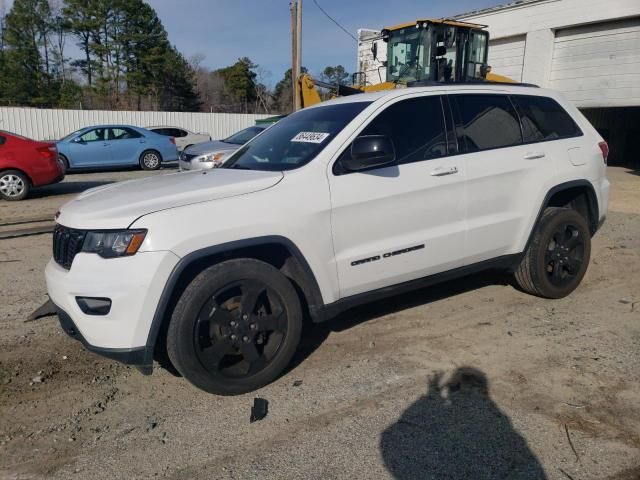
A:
406 80 540 88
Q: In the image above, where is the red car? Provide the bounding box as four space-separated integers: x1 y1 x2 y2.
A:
0 130 65 201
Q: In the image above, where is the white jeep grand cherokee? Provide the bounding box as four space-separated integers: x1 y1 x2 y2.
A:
46 85 610 395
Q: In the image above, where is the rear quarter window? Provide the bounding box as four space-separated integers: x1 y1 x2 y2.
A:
512 95 582 142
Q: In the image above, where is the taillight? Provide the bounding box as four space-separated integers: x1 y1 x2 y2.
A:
169 137 176 145
598 141 609 164
37 145 57 161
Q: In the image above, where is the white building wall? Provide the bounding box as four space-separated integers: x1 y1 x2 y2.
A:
457 0 640 107
0 108 271 141
357 28 387 85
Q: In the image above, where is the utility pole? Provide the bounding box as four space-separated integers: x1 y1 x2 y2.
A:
290 0 302 111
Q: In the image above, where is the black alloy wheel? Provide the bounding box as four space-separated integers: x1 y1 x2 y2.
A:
167 258 303 395
544 222 585 287
194 280 288 379
514 207 591 299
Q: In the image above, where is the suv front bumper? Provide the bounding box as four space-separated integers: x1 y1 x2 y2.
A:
45 250 180 368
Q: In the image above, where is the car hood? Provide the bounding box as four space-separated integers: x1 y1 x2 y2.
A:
185 140 239 155
57 169 284 229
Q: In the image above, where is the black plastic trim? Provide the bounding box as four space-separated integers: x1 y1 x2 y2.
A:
143 236 324 365
523 180 600 253
56 305 150 372
314 254 521 322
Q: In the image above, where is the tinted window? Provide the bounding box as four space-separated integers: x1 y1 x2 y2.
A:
513 95 582 142
223 126 265 145
223 102 371 172
152 128 171 136
109 127 141 140
79 128 106 142
173 129 188 137
351 96 447 166
453 94 522 152
0 136 5 146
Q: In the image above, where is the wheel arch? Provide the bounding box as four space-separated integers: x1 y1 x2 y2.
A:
524 180 599 253
146 236 324 367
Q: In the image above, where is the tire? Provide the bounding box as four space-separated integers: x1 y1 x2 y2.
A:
139 150 162 170
514 207 591 299
59 154 70 171
167 258 303 395
0 170 30 201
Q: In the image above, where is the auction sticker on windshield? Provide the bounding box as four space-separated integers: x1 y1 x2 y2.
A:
291 132 330 143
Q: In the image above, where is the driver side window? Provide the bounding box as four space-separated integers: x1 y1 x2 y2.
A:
79 128 105 142
335 95 447 174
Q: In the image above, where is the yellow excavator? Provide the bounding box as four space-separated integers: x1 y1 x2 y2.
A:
299 18 513 108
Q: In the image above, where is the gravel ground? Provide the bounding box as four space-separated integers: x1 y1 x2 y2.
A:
0 166 638 480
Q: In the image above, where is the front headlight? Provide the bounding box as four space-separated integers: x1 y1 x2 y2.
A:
199 152 227 163
82 230 147 258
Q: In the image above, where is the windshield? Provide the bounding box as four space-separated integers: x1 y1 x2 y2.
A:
223 126 265 145
223 102 371 171
60 129 84 141
387 27 432 83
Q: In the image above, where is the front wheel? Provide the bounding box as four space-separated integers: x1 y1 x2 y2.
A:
514 207 591 298
0 170 30 201
139 150 162 170
167 259 303 395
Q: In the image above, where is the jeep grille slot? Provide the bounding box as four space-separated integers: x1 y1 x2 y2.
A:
53 225 86 270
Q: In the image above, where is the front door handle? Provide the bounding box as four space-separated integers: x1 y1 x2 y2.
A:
431 166 459 176
523 152 545 160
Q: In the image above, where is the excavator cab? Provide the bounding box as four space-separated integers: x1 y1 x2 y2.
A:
381 19 492 84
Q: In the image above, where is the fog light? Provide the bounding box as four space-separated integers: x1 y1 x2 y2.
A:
76 297 112 315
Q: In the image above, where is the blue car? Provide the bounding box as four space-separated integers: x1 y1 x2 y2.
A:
57 125 178 171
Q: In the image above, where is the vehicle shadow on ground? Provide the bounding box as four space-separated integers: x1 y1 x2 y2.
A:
290 270 512 371
379 367 547 479
29 180 114 198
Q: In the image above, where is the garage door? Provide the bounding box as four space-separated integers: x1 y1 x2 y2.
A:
549 17 640 108
488 35 526 82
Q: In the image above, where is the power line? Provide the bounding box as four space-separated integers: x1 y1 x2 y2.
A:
311 0 357 42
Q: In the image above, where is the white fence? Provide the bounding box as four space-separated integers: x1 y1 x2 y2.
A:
0 107 272 141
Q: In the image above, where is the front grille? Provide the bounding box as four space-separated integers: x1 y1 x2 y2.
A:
53 225 86 270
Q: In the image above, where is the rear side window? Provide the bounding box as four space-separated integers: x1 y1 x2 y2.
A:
452 94 522 152
171 128 187 137
153 128 170 136
512 95 582 142
0 136 5 145
355 96 448 165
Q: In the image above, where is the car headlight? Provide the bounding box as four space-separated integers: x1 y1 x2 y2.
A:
82 230 147 258
199 152 227 163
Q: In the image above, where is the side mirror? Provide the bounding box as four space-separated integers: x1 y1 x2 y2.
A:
73 137 84 144
342 135 396 172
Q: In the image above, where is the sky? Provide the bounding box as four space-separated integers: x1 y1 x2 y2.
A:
1 0 506 86
148 0 505 86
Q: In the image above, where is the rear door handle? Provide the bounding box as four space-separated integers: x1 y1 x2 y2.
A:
523 152 545 160
431 166 459 176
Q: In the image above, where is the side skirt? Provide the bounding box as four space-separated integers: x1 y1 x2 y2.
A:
311 253 521 323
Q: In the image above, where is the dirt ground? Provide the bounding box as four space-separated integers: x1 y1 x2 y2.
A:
1 166 639 480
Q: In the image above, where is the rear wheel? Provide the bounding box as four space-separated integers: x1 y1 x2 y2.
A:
139 150 162 170
167 259 303 395
514 207 591 298
0 170 30 201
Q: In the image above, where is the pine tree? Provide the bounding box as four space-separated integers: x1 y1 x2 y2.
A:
0 0 58 106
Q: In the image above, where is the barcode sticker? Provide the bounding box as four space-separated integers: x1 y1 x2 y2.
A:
291 132 330 143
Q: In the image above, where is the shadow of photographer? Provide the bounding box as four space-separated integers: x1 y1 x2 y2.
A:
380 367 547 480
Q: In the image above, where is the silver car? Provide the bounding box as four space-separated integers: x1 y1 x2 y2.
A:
179 125 266 170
